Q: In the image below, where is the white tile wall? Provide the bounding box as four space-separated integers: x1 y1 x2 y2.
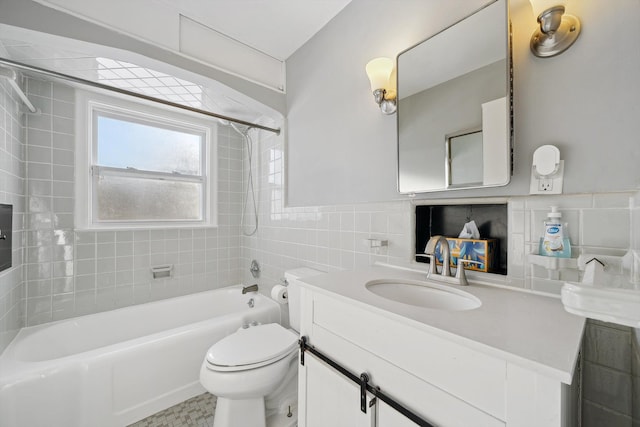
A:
240 126 413 284
513 193 635 294
241 129 638 300
21 78 245 326
24 78 75 325
0 74 26 353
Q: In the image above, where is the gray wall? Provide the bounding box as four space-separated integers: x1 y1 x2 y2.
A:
286 0 640 206
399 60 506 192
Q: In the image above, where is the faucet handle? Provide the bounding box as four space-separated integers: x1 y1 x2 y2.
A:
455 259 482 286
416 253 438 276
454 260 468 286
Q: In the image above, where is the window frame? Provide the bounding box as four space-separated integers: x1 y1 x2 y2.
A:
75 90 218 230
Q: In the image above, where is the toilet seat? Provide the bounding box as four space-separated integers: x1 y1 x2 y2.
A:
205 323 298 372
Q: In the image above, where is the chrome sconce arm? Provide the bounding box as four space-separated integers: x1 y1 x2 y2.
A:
371 88 397 115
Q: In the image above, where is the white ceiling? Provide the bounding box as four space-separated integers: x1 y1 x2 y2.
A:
156 0 353 60
30 0 353 91
0 0 355 126
36 0 352 62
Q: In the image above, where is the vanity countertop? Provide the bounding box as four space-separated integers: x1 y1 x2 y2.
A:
298 265 585 384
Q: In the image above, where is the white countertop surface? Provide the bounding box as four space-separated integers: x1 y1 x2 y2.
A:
298 264 586 384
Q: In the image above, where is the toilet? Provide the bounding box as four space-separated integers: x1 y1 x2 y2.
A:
199 267 323 427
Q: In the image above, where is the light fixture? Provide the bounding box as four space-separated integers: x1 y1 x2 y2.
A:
365 57 397 114
529 0 581 57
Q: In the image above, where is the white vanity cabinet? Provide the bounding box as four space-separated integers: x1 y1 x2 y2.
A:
297 287 577 427
303 355 377 427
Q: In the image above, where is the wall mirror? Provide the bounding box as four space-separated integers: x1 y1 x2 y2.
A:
397 0 512 194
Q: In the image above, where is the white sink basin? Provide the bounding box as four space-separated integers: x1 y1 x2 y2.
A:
365 279 481 311
561 282 640 328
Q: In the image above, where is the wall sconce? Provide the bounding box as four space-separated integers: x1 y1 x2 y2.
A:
365 57 397 114
529 0 581 57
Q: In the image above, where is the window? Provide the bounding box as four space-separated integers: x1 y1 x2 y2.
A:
76 92 217 229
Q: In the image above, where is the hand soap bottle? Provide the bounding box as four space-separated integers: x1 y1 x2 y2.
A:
539 206 571 258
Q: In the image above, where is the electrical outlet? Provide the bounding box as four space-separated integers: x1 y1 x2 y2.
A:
538 179 553 192
529 161 564 194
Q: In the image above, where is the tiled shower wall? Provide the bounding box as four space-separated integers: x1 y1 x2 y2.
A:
0 75 26 353
22 77 245 326
24 78 76 326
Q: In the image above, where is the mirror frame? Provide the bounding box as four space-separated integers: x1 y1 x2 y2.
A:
396 0 513 194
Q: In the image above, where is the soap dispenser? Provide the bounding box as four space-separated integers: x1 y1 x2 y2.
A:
539 206 571 258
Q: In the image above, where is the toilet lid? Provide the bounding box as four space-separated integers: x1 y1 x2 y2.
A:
206 323 298 369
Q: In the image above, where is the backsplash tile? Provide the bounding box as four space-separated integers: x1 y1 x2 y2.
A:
240 128 636 300
582 209 630 248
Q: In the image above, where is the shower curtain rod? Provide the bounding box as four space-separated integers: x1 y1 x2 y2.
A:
0 57 281 135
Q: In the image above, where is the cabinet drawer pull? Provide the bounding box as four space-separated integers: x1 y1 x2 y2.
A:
360 372 370 413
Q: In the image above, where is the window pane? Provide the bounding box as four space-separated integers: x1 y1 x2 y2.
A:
96 175 202 221
96 114 203 175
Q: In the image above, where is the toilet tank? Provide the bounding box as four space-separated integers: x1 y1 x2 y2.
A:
284 267 324 332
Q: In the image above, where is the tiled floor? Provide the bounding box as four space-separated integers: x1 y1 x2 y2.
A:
128 393 217 427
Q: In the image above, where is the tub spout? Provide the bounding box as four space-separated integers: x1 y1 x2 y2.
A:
242 284 259 294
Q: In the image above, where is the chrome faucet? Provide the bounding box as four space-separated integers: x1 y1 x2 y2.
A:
424 235 470 286
242 284 259 294
425 236 451 277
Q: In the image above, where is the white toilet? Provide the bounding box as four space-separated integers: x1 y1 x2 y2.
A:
199 267 323 427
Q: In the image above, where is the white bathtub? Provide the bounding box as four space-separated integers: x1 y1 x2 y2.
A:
0 286 281 427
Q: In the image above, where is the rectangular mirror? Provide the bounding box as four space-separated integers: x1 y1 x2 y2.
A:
397 0 512 194
446 129 483 188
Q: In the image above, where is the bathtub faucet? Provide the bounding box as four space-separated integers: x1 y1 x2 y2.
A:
242 284 259 294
